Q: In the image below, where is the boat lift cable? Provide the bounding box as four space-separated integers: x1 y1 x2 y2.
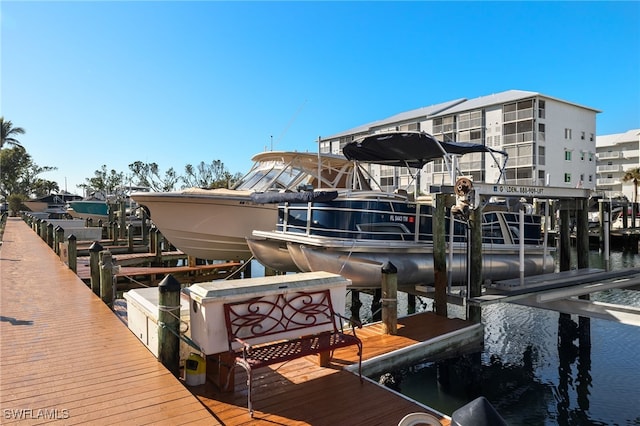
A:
272 99 308 151
158 304 203 353
224 255 255 280
157 318 203 354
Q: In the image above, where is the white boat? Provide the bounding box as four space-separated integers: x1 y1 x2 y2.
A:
247 131 555 289
24 193 83 219
130 151 363 261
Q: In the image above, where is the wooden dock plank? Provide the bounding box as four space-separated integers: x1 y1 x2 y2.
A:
187 312 468 425
0 218 217 425
1 217 474 425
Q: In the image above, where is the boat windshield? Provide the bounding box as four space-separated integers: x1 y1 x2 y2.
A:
233 160 310 192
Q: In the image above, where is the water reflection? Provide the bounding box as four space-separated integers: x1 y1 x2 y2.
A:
379 251 640 425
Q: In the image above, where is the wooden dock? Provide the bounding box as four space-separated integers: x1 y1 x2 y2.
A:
1 217 479 425
0 218 215 424
74 254 243 289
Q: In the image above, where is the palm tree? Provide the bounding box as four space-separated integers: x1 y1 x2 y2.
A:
0 117 25 149
622 167 640 204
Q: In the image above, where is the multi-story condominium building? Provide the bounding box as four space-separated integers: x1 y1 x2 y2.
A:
319 90 600 195
595 129 640 201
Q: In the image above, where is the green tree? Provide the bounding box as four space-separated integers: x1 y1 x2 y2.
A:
0 117 25 150
183 160 240 189
7 194 26 216
128 161 180 192
622 167 640 204
31 178 60 198
78 165 125 195
0 147 57 199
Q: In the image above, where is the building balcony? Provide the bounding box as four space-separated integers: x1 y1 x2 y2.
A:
503 132 534 145
596 165 623 173
503 108 534 122
597 178 621 185
597 151 622 160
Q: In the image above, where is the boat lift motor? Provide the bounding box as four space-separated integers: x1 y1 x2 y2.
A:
451 176 474 218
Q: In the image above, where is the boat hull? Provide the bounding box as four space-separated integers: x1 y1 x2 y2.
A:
294 244 554 289
246 237 301 272
67 201 109 222
132 190 278 261
249 232 554 289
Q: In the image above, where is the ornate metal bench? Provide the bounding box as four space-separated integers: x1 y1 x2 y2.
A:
223 289 363 416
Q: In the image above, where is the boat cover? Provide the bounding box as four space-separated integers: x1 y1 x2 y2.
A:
343 131 506 169
250 190 339 204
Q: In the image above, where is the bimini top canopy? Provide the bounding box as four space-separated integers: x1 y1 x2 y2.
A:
343 131 507 169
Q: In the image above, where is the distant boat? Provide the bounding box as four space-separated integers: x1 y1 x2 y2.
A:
248 131 554 289
24 193 83 219
130 151 365 261
67 186 150 222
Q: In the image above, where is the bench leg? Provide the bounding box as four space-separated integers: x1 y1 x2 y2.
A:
247 368 254 417
318 350 331 367
228 360 254 417
208 352 235 391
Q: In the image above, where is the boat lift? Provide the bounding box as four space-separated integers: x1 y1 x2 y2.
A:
431 180 640 326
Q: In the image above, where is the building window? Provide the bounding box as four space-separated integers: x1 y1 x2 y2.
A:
319 141 331 154
565 150 572 161
564 173 571 183
581 151 585 161
538 146 545 165
565 128 572 139
538 100 546 119
590 133 594 141
589 175 593 182
589 152 594 161
433 116 455 134
458 110 483 131
581 131 585 140
538 123 546 141
380 177 394 187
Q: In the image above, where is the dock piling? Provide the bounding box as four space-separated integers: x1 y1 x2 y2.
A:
127 223 134 252
99 250 114 307
433 193 448 317
89 242 103 294
381 262 398 335
158 274 181 377
46 222 54 247
68 234 77 273
55 226 64 256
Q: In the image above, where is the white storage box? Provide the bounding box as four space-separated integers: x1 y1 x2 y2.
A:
185 271 350 355
124 287 193 362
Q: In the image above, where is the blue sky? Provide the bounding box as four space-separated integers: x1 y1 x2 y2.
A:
2 1 639 195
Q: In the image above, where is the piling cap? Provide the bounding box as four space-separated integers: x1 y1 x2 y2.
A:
89 241 103 252
159 274 181 293
381 261 397 274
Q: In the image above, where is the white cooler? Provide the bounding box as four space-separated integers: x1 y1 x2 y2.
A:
184 271 350 355
124 287 193 363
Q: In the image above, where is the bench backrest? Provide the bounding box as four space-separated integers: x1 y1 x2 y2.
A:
223 289 339 349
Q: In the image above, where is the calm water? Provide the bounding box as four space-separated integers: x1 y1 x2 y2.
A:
366 250 640 425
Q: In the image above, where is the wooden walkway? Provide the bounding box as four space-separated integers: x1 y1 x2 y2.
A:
0 218 215 425
0 217 475 425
